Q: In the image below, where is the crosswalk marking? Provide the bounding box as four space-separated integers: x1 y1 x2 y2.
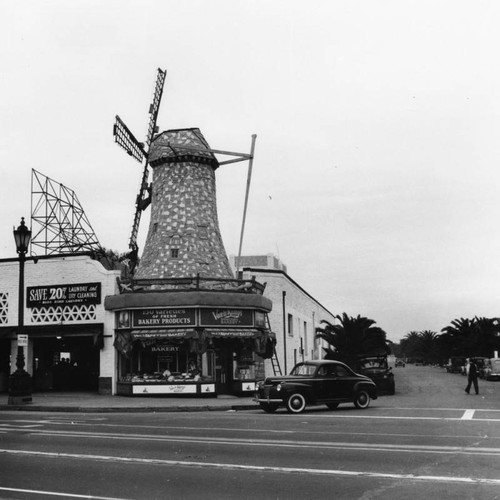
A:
462 409 475 420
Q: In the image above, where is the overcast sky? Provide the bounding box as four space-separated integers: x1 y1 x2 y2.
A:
1 0 500 342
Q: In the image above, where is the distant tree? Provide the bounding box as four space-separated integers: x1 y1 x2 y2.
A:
315 313 390 370
418 330 440 364
388 340 402 358
400 331 421 360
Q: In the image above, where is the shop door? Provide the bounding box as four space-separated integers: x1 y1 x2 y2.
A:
33 336 99 392
214 345 233 394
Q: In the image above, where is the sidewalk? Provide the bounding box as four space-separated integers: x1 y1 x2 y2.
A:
0 391 258 413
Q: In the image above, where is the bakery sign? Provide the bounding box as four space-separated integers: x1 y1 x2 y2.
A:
200 308 254 327
133 308 196 328
27 283 101 309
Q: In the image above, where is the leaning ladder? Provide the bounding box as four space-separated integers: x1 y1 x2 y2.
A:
266 315 283 376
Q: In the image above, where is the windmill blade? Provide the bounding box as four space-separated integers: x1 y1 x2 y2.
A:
113 115 147 163
146 68 167 146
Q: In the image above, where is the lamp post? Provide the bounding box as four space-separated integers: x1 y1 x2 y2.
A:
8 217 33 405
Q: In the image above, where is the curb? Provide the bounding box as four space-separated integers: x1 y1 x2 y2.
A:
0 404 259 413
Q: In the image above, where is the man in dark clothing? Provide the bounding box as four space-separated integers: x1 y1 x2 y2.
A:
465 359 479 395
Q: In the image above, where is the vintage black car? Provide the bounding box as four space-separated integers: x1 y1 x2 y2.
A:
357 356 395 395
255 360 378 414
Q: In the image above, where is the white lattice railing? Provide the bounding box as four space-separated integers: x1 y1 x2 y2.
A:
30 304 97 323
0 292 7 324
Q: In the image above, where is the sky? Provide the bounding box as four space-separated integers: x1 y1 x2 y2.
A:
1 0 500 343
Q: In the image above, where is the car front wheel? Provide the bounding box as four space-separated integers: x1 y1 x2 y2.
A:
260 403 279 413
286 393 307 413
354 389 371 409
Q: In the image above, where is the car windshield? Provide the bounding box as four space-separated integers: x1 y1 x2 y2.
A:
290 363 317 376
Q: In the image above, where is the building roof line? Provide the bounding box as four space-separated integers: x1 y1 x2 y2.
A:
241 266 335 318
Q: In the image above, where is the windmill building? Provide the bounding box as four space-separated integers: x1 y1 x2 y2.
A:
106 127 275 396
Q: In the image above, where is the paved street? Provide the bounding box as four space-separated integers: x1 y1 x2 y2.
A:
1 365 500 499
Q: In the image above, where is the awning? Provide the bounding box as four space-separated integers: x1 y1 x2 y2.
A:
204 328 263 339
0 324 103 339
129 329 198 340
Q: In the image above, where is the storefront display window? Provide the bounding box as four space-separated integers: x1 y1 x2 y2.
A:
233 349 256 380
117 339 213 385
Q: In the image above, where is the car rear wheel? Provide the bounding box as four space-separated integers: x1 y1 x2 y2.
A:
260 403 279 413
286 393 307 413
326 402 339 410
354 389 371 409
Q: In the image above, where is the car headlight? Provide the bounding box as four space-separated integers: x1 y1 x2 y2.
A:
276 383 282 392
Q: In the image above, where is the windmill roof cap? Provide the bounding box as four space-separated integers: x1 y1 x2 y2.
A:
148 128 218 168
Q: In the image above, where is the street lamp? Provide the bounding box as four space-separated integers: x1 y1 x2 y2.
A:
8 217 33 405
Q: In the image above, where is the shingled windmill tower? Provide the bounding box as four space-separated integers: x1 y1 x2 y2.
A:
113 68 256 281
135 128 233 280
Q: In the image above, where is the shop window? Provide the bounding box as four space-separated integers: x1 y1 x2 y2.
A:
233 348 255 381
116 340 212 386
117 311 130 329
255 311 265 328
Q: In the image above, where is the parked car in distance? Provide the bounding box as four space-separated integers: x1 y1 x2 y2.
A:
446 356 466 374
357 356 395 395
255 360 378 414
469 357 489 379
395 359 405 367
482 358 500 381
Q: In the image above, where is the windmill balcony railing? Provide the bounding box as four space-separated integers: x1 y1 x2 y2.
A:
117 274 266 295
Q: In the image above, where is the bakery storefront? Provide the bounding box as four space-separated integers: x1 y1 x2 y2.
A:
109 294 275 397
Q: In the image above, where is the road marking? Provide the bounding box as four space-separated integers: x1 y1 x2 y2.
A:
1 448 500 486
462 410 476 420
0 486 128 499
0 423 42 428
5 419 499 444
4 427 500 456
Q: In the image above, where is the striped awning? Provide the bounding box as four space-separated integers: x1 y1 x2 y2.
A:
204 328 263 339
130 329 198 340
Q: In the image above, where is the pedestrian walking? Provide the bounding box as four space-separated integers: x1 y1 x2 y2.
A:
465 359 479 395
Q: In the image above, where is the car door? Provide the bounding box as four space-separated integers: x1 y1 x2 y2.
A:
316 365 347 401
312 365 336 401
334 364 358 398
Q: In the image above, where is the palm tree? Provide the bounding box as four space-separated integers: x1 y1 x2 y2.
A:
315 313 389 370
440 318 478 357
471 317 500 357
